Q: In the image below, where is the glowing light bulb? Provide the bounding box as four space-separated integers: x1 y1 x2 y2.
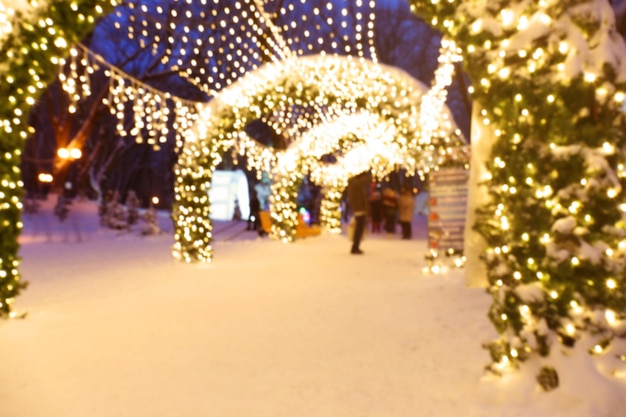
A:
606 309 616 325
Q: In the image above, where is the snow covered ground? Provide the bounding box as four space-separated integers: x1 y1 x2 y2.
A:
1 197 625 417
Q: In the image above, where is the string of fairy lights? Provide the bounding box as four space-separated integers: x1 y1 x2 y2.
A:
110 0 378 94
51 0 384 163
0 2 14 45
419 38 462 147
59 42 199 151
265 110 401 241
279 110 401 183
0 0 120 317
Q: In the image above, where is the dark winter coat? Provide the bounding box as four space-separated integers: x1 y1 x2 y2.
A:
347 172 370 216
398 192 415 222
382 188 398 212
369 190 383 222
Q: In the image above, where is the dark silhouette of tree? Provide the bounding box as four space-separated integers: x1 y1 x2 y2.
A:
373 1 471 137
612 0 626 36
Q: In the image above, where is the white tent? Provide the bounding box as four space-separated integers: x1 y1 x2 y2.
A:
209 170 250 221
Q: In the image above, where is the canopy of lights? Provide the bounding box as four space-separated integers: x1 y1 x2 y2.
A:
50 0 385 151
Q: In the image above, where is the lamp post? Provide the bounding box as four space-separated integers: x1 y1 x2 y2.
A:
54 146 83 194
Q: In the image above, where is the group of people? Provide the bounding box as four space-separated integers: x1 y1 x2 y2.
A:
346 171 416 255
245 170 417 255
368 184 415 239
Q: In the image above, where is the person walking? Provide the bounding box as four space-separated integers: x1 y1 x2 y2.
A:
347 171 370 255
382 186 398 237
368 184 383 233
247 194 261 233
398 187 415 239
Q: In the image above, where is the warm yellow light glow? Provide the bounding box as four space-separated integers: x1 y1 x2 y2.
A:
500 9 514 27
69 148 82 159
570 300 583 314
606 309 616 325
174 51 466 260
584 72 597 83
37 173 53 183
57 147 70 159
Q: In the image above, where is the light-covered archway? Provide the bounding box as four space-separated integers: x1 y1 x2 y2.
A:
172 54 465 262
267 109 469 240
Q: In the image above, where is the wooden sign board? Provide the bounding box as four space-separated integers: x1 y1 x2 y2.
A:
427 167 469 253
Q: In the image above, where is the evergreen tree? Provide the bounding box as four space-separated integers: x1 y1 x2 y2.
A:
0 0 115 317
141 205 162 236
409 0 626 386
125 190 140 226
103 190 128 231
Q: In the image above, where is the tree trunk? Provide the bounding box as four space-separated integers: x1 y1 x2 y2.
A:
463 104 492 288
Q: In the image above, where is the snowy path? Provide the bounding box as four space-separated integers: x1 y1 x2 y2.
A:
0 200 612 417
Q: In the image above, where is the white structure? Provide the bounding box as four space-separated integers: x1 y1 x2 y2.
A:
209 170 250 221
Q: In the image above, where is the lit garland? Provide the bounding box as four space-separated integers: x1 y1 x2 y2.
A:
56 0 382 159
409 0 626 386
286 111 400 176
268 111 397 237
271 109 445 242
268 154 303 242
0 2 16 47
172 120 217 263
419 38 462 147
174 54 465 260
0 0 116 318
319 183 345 234
268 111 402 242
58 43 199 151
